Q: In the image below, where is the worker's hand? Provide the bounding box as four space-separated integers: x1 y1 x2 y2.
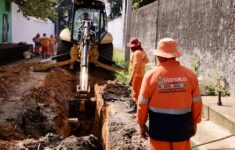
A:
139 124 149 139
190 124 197 137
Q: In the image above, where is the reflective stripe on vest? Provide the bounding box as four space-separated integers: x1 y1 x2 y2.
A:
149 106 191 115
193 96 201 102
138 97 149 104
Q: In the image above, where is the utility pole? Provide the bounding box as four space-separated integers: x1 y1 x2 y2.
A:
122 0 132 61
122 0 127 60
122 0 126 52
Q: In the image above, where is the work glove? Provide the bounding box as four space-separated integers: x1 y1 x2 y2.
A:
190 124 197 137
139 124 149 139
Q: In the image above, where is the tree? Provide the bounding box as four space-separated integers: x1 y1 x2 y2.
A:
132 0 156 10
108 0 122 18
12 0 57 22
57 0 72 32
108 0 156 18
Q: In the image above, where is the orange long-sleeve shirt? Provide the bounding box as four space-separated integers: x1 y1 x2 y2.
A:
40 37 50 47
137 60 202 141
129 50 149 78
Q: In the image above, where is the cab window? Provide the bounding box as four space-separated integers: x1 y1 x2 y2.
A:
73 8 100 41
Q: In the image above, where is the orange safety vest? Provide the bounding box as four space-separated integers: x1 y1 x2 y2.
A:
137 60 202 142
129 50 149 78
40 37 50 47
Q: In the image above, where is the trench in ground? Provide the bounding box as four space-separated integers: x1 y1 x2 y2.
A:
65 84 108 149
0 61 112 149
61 68 113 149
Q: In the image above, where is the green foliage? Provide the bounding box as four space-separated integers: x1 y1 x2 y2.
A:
108 0 122 18
57 0 72 32
190 58 201 76
113 48 130 87
113 48 125 65
108 0 156 17
12 0 57 22
206 76 230 96
115 71 130 87
206 85 216 96
132 0 156 10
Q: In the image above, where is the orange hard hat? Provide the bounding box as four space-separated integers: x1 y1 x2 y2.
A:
127 38 141 48
153 38 183 58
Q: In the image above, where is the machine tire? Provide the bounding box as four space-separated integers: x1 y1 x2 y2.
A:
56 40 72 62
98 43 113 65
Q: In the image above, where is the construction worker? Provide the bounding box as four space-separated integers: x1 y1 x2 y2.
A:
83 12 90 21
127 38 149 113
49 35 56 57
32 33 41 56
82 13 95 31
137 38 202 150
40 33 50 58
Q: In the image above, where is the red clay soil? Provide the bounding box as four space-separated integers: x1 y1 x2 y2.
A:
0 59 112 149
0 59 150 149
0 60 76 148
0 140 18 150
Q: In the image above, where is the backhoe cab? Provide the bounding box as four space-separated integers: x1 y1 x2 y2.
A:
60 0 112 44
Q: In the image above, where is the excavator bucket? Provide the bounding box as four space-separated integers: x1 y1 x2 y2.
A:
66 98 96 119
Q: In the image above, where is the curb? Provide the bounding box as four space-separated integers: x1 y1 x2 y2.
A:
202 104 235 134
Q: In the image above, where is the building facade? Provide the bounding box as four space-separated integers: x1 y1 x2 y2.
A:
11 3 55 44
0 0 12 43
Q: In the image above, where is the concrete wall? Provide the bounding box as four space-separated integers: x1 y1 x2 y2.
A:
0 0 12 43
11 3 55 44
131 0 235 94
131 1 158 61
108 16 123 49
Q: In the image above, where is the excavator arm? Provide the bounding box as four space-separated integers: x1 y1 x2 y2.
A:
78 20 91 95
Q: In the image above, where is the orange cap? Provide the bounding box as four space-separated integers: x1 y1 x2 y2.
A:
127 38 141 48
153 38 183 58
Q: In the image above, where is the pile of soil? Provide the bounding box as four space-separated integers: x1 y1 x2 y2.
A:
0 60 76 146
101 80 130 101
17 133 102 150
0 140 18 150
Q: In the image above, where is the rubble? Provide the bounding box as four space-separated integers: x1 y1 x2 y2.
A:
101 81 130 101
18 133 102 150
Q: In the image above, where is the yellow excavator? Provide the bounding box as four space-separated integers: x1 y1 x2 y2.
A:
32 0 124 97
32 0 125 121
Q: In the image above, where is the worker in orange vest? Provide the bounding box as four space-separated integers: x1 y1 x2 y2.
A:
137 38 202 150
49 35 56 57
40 33 50 58
127 38 149 113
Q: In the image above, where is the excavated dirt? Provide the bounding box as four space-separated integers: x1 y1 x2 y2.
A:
97 81 150 150
0 59 150 149
0 60 74 141
0 60 81 149
17 133 102 150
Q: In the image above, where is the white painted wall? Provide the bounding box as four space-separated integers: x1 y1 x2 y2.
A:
108 17 123 49
11 3 55 44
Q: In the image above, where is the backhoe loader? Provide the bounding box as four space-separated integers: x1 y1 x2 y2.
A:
31 0 125 122
32 0 124 96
